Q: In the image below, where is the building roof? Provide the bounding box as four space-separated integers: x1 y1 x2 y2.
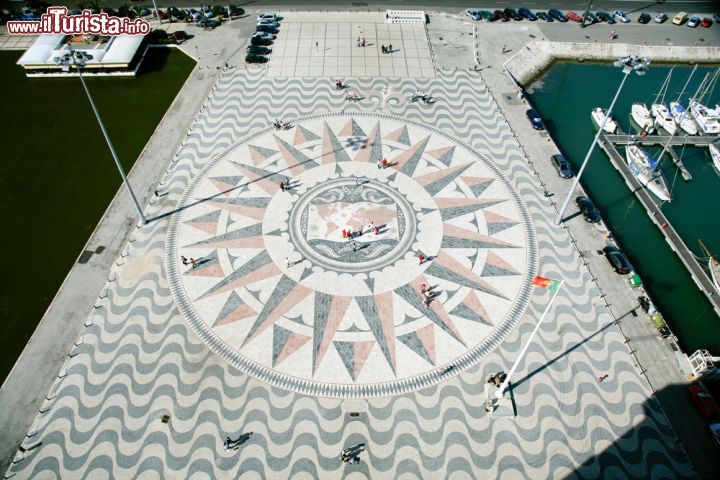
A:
16 34 144 69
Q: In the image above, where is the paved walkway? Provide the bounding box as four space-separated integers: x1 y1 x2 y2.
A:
3 64 693 478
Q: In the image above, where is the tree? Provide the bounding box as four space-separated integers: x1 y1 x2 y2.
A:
212 5 227 19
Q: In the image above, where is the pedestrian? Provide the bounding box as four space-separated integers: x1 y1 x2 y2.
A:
374 226 379 235
357 36 361 47
352 241 357 252
190 258 197 268
224 436 232 451
377 159 382 169
381 158 388 169
388 43 392 53
280 181 285 192
348 227 353 238
352 92 359 101
286 256 291 268
361 37 365 47
342 228 347 239
355 177 360 187
381 45 386 53
181 256 189 265
418 254 426 264
610 30 616 40
420 283 427 294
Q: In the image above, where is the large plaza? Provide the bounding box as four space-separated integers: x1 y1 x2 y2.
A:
3 7 717 479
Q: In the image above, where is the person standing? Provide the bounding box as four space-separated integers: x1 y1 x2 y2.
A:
352 242 358 252
181 256 189 265
224 436 232 451
418 254 425 265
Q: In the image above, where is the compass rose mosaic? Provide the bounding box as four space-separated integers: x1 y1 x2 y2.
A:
167 113 537 397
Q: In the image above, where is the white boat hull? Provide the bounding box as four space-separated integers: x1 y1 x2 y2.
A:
631 103 655 134
690 101 720 135
625 145 672 202
669 101 698 135
710 144 720 173
651 103 677 135
591 108 618 133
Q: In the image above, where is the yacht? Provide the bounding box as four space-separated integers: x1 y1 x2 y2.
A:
625 145 672 202
669 101 698 135
591 107 618 133
710 143 720 173
690 101 720 134
631 103 655 134
651 103 677 135
699 240 720 293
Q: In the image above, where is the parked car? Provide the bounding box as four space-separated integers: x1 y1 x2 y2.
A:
672 12 688 25
566 11 582 22
613 10 630 23
477 10 495 21
654 12 668 23
196 18 220 29
465 10 481 21
246 53 268 63
583 12 597 24
257 11 279 22
139 7 151 16
257 18 278 27
548 9 567 22
638 13 651 24
493 10 509 22
688 384 720 419
172 30 187 42
252 31 275 41
256 24 279 34
714 13 720 23
251 35 273 45
200 6 215 18
551 154 574 178
518 8 537 21
228 5 245 17
536 12 552 22
701 17 713 28
687 16 700 28
526 109 545 130
247 45 272 55
596 12 615 24
575 196 601 223
602 246 632 274
709 423 720 452
503 8 523 21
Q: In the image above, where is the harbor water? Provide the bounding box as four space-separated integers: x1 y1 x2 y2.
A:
528 62 720 354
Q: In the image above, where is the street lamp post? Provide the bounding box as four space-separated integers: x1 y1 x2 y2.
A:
54 50 147 225
554 55 650 226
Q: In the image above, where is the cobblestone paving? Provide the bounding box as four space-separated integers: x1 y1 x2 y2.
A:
4 68 695 479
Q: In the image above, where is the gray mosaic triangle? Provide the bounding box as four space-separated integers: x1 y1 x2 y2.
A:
487 221 519 235
186 209 221 226
272 324 293 367
367 122 383 163
333 341 356 380
397 331 434 366
469 179 494 197
276 136 320 170
232 161 290 184
424 163 472 196
213 291 245 327
424 263 506 300
355 296 394 372
312 292 333 373
439 199 505 221
210 175 244 188
186 223 262 248
198 250 272 299
350 119 365 137
324 122 352 162
450 302 492 326
398 136 430 178
436 146 455 167
243 275 296 346
297 125 320 142
394 284 463 344
249 144 279 159
481 263 520 277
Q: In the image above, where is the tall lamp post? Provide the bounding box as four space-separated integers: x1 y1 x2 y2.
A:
554 55 650 226
54 50 147 225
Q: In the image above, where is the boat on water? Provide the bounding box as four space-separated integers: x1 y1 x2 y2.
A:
669 101 698 135
625 145 672 202
591 107 618 133
699 240 720 293
631 103 655 134
710 143 720 173
651 103 677 135
690 101 720 134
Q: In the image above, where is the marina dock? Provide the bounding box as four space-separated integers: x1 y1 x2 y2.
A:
597 134 720 318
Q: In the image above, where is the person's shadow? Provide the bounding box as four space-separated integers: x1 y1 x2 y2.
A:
231 432 253 450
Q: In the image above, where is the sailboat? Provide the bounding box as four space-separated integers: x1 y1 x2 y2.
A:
669 65 699 135
699 240 720 293
710 143 720 173
690 69 720 134
651 68 678 134
631 103 655 134
625 145 672 202
591 107 618 133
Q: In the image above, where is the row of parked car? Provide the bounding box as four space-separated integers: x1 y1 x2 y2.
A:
465 8 720 27
246 12 280 64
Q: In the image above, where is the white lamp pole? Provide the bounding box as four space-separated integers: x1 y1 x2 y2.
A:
55 50 147 225
151 0 161 25
554 55 650 225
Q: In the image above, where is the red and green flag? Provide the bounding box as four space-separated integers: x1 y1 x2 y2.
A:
532 276 561 292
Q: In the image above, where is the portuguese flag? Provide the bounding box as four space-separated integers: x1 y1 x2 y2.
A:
532 276 561 292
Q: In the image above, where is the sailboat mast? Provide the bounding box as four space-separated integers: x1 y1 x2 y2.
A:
676 65 697 103
654 67 673 105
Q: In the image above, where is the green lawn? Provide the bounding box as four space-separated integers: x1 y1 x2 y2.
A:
0 48 195 381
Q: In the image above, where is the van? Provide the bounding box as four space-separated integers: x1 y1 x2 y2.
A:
672 12 687 25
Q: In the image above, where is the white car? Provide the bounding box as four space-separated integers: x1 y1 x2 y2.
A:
465 9 481 21
654 12 668 23
252 32 275 41
257 12 279 23
257 19 278 28
613 10 630 23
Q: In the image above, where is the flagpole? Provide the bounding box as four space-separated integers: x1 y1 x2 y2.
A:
494 280 564 400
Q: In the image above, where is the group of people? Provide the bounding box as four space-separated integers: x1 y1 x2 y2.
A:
342 221 380 240
356 36 366 47
274 119 289 130
345 91 360 102
376 158 389 169
380 44 393 54
411 89 432 104
334 79 344 89
340 443 366 464
420 282 434 308
279 179 291 191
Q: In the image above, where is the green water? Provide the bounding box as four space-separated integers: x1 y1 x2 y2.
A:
528 62 720 354
0 49 195 382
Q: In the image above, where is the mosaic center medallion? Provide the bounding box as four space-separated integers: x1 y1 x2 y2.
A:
167 113 537 397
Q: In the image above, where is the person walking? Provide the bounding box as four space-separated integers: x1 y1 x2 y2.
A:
352 242 358 252
190 258 197 268
286 256 292 268
420 283 427 294
181 256 189 266
342 228 347 239
224 436 232 451
418 254 426 265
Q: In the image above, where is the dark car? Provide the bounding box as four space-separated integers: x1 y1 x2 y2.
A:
518 8 537 21
503 8 523 21
714 13 720 23
596 12 615 24
256 24 279 34
493 10 509 22
638 13 651 24
251 35 273 46
548 9 568 22
688 384 720 419
247 44 272 54
583 12 597 24
551 154 574 178
575 196 601 223
602 246 632 274
196 18 220 29
478 10 495 21
526 109 545 130
536 12 552 22
245 53 268 63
